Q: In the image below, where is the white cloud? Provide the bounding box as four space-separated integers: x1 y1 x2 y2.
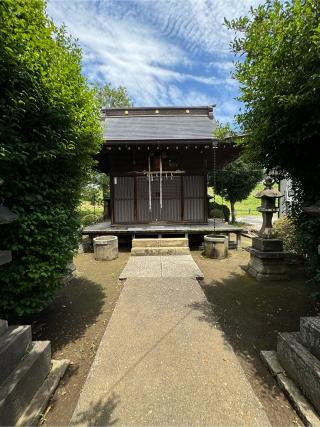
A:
47 0 259 121
129 0 261 54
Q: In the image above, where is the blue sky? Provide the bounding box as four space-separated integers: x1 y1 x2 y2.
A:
47 0 259 124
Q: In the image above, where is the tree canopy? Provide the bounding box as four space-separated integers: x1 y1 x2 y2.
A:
226 0 320 277
0 0 102 317
209 157 262 223
97 83 132 109
226 0 320 199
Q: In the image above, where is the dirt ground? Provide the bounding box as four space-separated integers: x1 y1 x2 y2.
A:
192 237 319 427
32 238 319 426
31 250 130 426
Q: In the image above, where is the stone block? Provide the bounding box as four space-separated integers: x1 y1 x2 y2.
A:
160 238 188 248
0 341 51 427
277 331 320 414
131 247 190 256
0 250 12 266
252 237 283 252
0 325 32 384
132 239 160 248
246 252 288 281
247 247 286 259
300 317 320 360
0 320 8 337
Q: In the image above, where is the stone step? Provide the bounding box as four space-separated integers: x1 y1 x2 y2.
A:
300 317 320 360
132 238 188 248
0 320 8 337
0 325 32 384
277 331 320 414
16 359 69 427
131 247 190 256
0 340 51 427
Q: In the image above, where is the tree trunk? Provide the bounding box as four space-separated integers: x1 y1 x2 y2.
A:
230 201 236 223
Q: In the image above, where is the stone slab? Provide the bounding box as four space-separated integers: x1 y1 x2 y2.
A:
16 359 69 427
300 317 320 360
277 373 320 427
70 277 270 426
119 256 162 279
252 237 283 252
132 238 189 248
119 255 203 279
161 255 204 279
131 247 190 256
277 332 320 414
262 351 320 427
247 247 286 259
260 350 285 376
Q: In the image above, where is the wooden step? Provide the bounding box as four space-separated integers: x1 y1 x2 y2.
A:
131 247 190 256
132 238 189 248
300 317 320 360
0 326 32 384
277 331 320 414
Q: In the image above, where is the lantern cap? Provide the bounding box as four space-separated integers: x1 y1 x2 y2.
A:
0 205 18 225
255 177 282 199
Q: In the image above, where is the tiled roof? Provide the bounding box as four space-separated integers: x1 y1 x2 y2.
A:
103 106 217 142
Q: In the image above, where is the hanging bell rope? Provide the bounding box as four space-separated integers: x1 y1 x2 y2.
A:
160 153 163 210
148 154 152 212
213 143 218 232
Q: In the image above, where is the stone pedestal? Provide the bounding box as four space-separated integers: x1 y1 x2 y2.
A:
204 234 228 259
93 235 118 261
246 237 287 281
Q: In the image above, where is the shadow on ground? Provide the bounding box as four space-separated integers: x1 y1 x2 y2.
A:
31 277 105 353
70 393 120 426
191 247 318 426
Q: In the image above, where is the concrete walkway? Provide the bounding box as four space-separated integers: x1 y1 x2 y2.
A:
119 255 204 280
71 256 270 426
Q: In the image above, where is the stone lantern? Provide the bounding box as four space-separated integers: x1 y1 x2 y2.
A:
0 204 18 265
256 177 282 239
245 178 287 281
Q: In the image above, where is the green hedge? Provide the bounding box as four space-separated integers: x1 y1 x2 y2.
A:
209 202 230 222
0 0 102 317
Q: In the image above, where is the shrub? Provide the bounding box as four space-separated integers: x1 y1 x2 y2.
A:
0 0 102 318
273 217 299 254
209 202 230 222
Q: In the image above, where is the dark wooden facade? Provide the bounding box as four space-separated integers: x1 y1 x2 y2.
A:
99 106 239 225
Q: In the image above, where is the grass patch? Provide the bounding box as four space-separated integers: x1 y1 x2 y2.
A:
208 182 265 217
77 201 103 226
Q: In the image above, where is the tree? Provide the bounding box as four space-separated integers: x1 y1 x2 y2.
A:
97 83 132 108
209 158 262 223
226 0 320 276
0 0 102 317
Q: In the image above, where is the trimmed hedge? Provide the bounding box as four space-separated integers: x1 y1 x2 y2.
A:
0 0 102 317
209 202 230 222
